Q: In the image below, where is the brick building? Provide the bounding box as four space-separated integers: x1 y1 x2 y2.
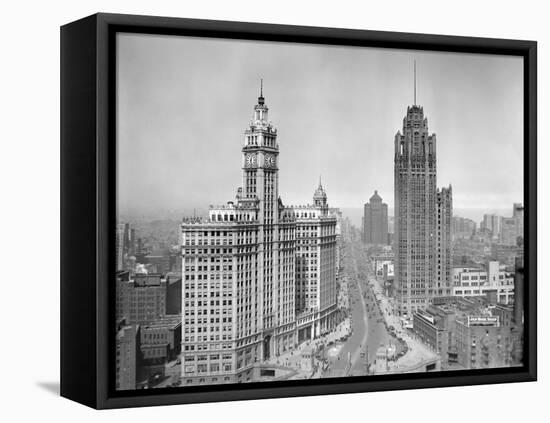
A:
116 271 168 325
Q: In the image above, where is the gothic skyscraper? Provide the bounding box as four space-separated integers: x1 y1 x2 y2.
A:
394 68 452 316
394 104 437 316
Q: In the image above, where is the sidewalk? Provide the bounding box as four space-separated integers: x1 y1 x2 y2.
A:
265 317 352 378
368 271 439 372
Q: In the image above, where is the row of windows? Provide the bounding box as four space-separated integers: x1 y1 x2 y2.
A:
184 282 232 290
185 376 232 384
184 343 233 351
186 265 233 271
184 304 232 316
184 248 234 255
184 363 232 374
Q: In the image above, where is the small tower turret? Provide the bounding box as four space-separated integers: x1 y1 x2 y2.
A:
313 177 329 215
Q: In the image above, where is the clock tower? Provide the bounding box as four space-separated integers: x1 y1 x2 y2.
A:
240 82 287 356
242 81 279 226
180 81 336 385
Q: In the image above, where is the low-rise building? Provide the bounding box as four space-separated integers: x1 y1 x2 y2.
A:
373 252 395 296
140 316 182 363
452 261 514 305
455 315 514 369
116 271 169 325
139 317 182 383
413 296 521 370
413 305 458 365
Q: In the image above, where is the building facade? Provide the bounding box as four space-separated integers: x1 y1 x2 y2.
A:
436 186 453 297
500 204 524 246
451 216 476 240
394 104 437 316
166 275 182 315
144 249 172 274
455 315 514 369
116 324 142 390
491 243 524 266
413 306 458 365
452 261 515 305
362 190 388 244
116 223 130 271
413 296 521 369
116 271 168 325
180 90 337 386
481 214 501 240
293 185 338 342
285 199 338 342
500 218 518 246
139 317 182 384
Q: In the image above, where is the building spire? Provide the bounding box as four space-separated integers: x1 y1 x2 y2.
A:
257 78 265 106
414 60 417 106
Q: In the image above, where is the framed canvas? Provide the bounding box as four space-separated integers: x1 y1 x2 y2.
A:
60 13 537 409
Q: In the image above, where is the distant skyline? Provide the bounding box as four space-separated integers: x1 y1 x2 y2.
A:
117 33 523 218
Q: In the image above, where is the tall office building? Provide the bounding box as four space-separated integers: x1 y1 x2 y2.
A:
394 102 437 316
393 67 453 316
500 218 519 246
500 203 524 246
481 214 501 240
129 228 136 256
294 182 338 342
436 186 452 296
513 203 524 219
451 216 476 240
116 222 137 271
180 87 337 385
363 190 388 244
116 223 130 271
116 324 141 390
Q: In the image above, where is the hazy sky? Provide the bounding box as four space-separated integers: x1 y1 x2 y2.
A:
117 33 523 218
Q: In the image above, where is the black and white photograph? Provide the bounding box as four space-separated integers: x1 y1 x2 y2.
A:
3 0 547 419
114 33 526 390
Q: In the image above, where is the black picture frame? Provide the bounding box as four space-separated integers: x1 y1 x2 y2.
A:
60 12 537 409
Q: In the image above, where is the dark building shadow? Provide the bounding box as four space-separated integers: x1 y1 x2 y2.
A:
36 381 60 396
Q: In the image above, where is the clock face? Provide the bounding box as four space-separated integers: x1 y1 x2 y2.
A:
245 153 257 167
265 154 276 168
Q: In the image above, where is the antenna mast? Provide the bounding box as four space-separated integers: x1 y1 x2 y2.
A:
414 60 417 106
